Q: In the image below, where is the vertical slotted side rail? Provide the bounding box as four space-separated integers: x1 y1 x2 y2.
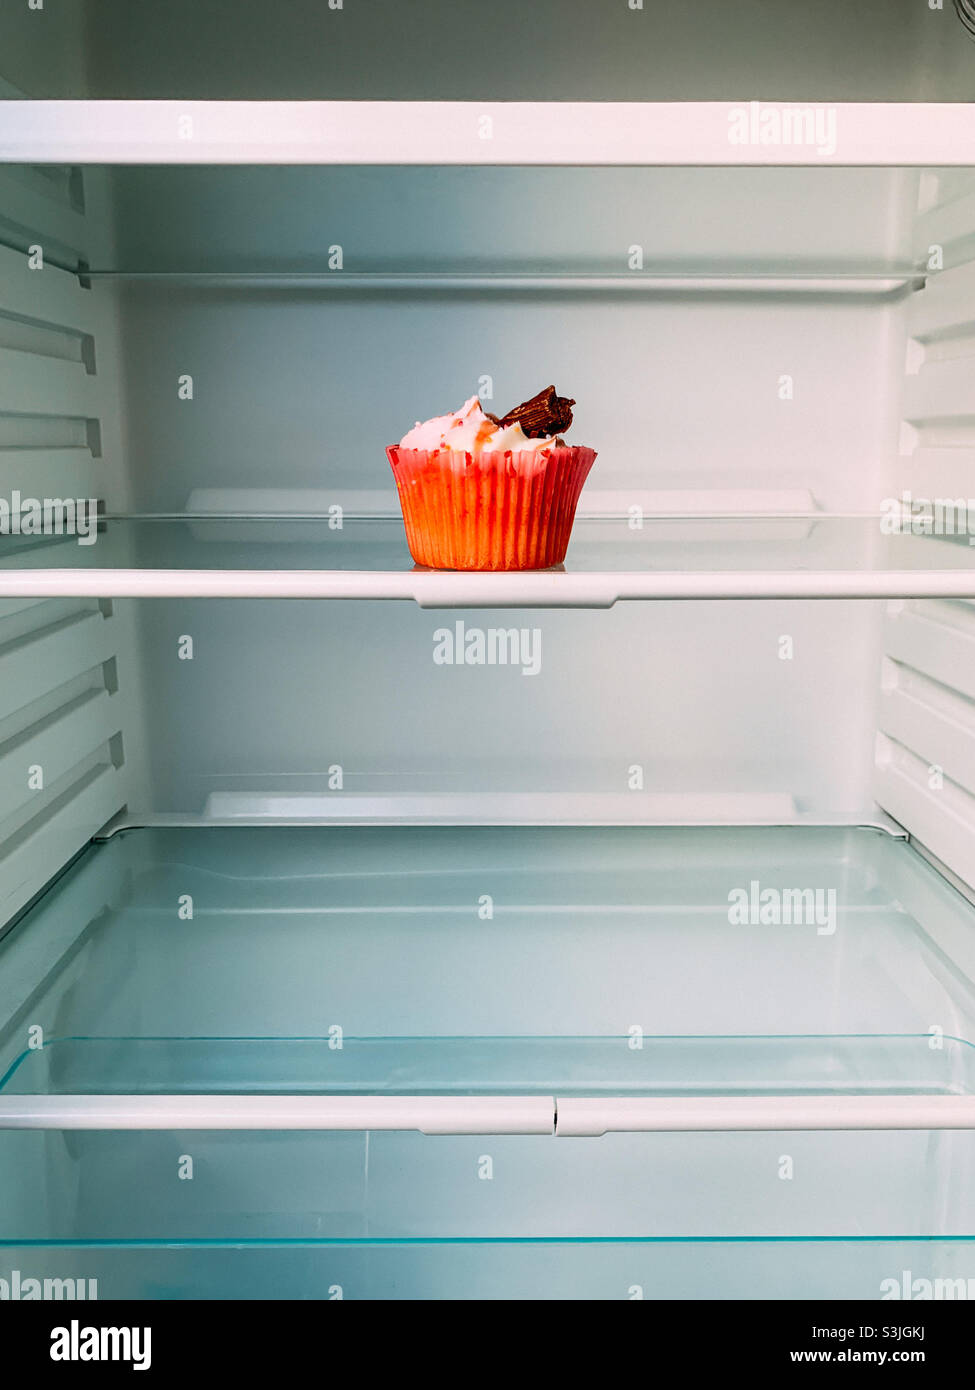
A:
875 171 975 890
0 165 131 930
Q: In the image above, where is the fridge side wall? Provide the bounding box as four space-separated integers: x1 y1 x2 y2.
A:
0 167 142 926
874 170 975 888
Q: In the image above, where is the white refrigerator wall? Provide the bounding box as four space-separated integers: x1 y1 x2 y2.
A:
109 165 914 512
105 164 902 820
128 597 884 821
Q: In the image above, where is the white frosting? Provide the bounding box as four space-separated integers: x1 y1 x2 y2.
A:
399 395 555 454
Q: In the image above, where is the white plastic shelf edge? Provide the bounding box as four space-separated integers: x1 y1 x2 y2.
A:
0 1095 555 1134
2 569 975 603
2 1093 975 1134
1 102 974 166
554 1095 975 1136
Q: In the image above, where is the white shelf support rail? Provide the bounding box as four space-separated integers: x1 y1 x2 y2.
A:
79 272 923 296
0 1095 555 1135
1 102 974 166
4 569 975 604
554 1095 975 1136
3 1093 975 1134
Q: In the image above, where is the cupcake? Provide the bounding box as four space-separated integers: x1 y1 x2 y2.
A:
387 386 596 571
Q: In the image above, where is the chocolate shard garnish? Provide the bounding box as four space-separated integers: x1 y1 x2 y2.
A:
498 385 574 438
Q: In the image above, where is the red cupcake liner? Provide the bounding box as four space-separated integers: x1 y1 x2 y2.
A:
386 445 597 571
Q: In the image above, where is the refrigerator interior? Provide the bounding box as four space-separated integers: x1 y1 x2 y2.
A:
1 161 975 864
1 0 974 102
3 3 975 1293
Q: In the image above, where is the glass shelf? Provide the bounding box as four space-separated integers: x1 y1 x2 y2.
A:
3 822 975 1091
2 514 975 603
5 1033 974 1100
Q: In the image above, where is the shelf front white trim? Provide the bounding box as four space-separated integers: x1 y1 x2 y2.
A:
0 1094 555 1134
1 102 973 166
2 1092 973 1134
99 809 907 834
555 1095 975 1136
2 568 975 604
82 272 922 296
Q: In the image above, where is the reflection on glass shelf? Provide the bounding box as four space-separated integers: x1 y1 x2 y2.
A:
1 515 975 601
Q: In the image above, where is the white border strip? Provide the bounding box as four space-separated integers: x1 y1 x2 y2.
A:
2 569 975 604
2 1093 973 1134
84 273 920 295
0 1094 555 1134
555 1095 975 1135
96 810 906 834
0 102 973 166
